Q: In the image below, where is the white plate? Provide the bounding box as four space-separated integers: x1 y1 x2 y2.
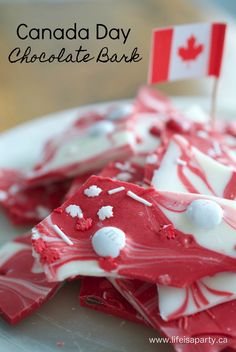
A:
0 98 235 352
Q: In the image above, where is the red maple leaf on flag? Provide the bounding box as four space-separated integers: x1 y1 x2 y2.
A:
178 35 204 61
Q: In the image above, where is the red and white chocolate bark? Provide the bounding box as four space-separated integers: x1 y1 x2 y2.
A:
145 134 236 320
150 134 236 199
0 169 71 225
31 176 236 286
158 271 236 321
26 112 135 185
111 278 236 352
0 233 60 324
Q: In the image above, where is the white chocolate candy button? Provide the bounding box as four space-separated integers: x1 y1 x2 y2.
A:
89 121 115 136
107 104 133 120
92 226 126 258
186 199 223 230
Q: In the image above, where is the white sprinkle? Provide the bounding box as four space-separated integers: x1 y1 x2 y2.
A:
53 224 74 246
176 158 187 166
213 140 222 156
116 172 132 181
65 204 83 218
97 206 114 220
115 162 135 173
108 186 125 195
84 185 102 197
146 154 158 164
127 191 152 207
31 228 41 240
0 190 7 201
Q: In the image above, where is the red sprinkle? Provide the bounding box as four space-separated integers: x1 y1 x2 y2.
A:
98 257 118 272
40 248 60 264
149 125 161 137
159 224 176 239
33 238 60 264
76 217 93 231
54 207 63 214
32 238 47 254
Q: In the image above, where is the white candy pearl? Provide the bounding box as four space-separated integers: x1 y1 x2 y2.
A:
92 227 126 258
89 121 115 136
107 104 133 120
186 199 223 230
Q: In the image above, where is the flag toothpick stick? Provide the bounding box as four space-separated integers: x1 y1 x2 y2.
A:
210 78 219 130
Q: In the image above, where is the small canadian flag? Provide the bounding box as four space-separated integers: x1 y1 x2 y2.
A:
148 23 226 84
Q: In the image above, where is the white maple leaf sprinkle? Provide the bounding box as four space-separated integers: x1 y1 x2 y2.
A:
65 204 83 218
127 191 152 207
108 186 125 195
116 172 132 181
146 154 158 164
0 190 7 201
53 224 74 246
97 206 114 220
176 158 187 166
84 185 102 197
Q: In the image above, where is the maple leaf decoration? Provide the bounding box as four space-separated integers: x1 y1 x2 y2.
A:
178 35 204 62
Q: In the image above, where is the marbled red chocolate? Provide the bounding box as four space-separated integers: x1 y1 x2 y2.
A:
79 277 147 325
0 233 60 324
